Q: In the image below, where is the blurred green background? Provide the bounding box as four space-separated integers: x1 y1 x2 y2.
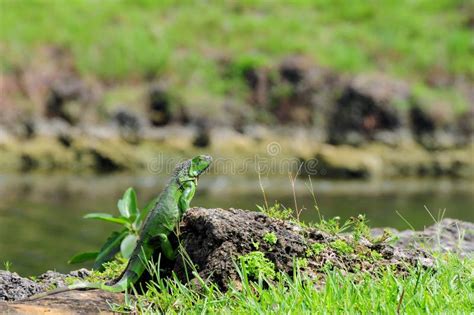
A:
1 0 472 113
0 0 472 275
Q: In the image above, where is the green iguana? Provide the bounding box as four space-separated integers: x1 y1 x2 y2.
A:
28 154 212 300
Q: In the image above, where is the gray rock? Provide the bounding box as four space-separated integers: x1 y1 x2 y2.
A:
0 269 91 302
328 74 410 145
0 271 43 301
372 218 474 256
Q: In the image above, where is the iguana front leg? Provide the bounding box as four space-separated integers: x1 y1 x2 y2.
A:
178 180 196 213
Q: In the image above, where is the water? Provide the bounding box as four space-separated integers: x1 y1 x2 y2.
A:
0 174 472 276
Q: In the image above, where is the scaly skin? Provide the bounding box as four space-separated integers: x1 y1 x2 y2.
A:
28 155 212 299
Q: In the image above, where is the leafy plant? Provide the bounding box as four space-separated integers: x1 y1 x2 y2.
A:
65 258 127 286
350 214 370 242
251 240 260 250
3 261 12 272
257 203 293 221
239 251 276 280
329 239 354 255
296 257 308 269
315 216 352 235
307 243 327 257
69 187 158 270
369 250 383 261
263 232 278 245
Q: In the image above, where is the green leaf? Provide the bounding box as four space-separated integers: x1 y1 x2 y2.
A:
117 187 138 219
84 213 130 226
93 229 127 270
68 252 99 264
120 234 138 259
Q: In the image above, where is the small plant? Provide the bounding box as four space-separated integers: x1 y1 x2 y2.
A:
374 229 399 245
65 258 127 285
263 232 278 245
350 214 370 242
251 239 260 250
3 261 12 272
315 216 352 235
257 203 293 221
330 239 354 255
310 243 327 256
323 260 334 272
69 187 158 270
296 257 308 269
239 251 276 280
369 250 383 261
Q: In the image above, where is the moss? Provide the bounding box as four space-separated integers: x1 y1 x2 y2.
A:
329 239 354 255
310 243 327 256
263 232 278 245
239 251 276 280
63 259 126 287
85 259 127 283
251 240 260 250
296 258 308 269
369 251 383 261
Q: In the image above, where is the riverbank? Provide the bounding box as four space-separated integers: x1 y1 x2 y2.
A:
1 123 473 179
2 1 472 178
1 211 472 313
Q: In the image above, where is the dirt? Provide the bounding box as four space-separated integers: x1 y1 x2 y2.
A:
172 208 433 290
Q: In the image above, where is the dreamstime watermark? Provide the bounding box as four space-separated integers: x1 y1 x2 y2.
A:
266 141 281 156
147 141 324 176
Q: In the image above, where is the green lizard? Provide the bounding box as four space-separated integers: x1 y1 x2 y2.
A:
28 154 212 300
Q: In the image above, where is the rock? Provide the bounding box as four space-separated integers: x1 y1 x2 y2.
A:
0 271 43 301
172 207 433 290
147 83 192 126
8 119 36 140
0 269 91 302
192 118 211 148
242 55 343 127
409 104 463 149
279 55 313 84
0 290 123 314
373 218 474 256
111 107 145 143
44 77 89 125
244 66 271 108
310 145 383 178
456 107 474 145
272 57 342 126
148 84 172 126
328 74 409 145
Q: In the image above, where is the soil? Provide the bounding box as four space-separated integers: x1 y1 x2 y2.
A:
172 208 433 289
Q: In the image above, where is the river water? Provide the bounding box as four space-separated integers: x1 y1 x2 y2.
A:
0 173 472 275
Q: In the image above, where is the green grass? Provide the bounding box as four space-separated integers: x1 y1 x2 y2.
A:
112 253 473 314
0 0 471 111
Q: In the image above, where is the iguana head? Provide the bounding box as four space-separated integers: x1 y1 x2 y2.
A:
176 155 212 184
188 154 213 178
